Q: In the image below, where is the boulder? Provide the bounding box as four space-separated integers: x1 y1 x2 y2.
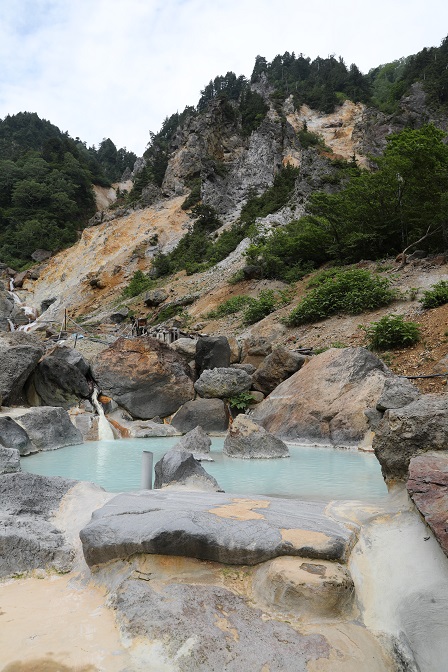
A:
26 346 91 409
0 473 75 577
144 288 168 307
14 407 83 454
433 354 448 374
171 398 229 432
0 416 33 456
195 336 230 376
80 490 356 567
373 395 448 481
0 446 20 474
194 367 252 399
407 452 448 557
40 297 57 313
251 348 389 445
252 347 307 395
154 449 222 491
31 249 51 262
376 376 420 411
240 337 272 368
0 332 44 404
252 557 354 618
172 425 211 455
109 307 129 323
0 283 14 331
91 336 195 420
231 362 256 374
107 410 181 438
224 415 290 459
170 337 197 358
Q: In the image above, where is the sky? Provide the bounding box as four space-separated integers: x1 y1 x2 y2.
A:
0 0 447 156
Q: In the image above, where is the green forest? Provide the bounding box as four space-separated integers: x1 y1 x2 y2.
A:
0 112 136 268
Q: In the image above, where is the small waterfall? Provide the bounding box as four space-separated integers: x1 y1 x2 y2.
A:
91 387 115 441
7 277 39 332
7 319 15 332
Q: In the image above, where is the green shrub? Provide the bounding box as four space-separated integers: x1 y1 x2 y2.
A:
421 280 448 309
227 391 255 410
207 295 253 318
363 314 420 350
243 290 277 324
286 269 395 326
181 179 201 210
151 304 184 325
122 270 155 298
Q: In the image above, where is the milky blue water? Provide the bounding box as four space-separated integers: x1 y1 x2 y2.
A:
21 437 388 500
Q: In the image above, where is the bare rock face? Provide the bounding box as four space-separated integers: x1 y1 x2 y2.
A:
171 398 229 433
252 557 354 618
91 336 195 420
374 396 448 481
0 282 14 331
251 347 389 445
0 446 20 474
224 415 289 459
407 452 448 557
0 416 33 456
0 472 76 577
194 367 252 399
0 332 45 405
252 347 307 395
154 449 222 492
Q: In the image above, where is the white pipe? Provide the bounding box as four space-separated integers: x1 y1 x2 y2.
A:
141 451 153 489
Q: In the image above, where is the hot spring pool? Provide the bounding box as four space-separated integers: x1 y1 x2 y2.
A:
21 437 388 500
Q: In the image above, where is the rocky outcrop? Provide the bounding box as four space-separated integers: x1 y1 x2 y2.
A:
172 425 211 455
0 332 45 405
169 337 197 358
252 347 307 395
224 415 290 459
111 578 330 672
251 347 389 445
144 288 168 306
195 335 231 376
0 446 20 474
91 336 195 419
0 473 76 577
0 416 33 456
0 282 14 331
26 345 91 409
154 449 221 492
171 398 229 432
407 452 448 557
80 490 356 567
375 376 420 412
252 557 354 618
14 407 83 454
373 396 448 481
194 367 252 399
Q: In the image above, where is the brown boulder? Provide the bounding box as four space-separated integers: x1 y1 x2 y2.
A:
407 452 448 557
251 348 389 445
91 337 195 420
252 347 307 395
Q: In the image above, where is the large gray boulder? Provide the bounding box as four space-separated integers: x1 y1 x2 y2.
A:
0 332 45 405
80 490 356 567
251 348 390 445
0 446 20 474
373 395 448 481
91 336 194 419
194 367 252 399
26 346 91 409
252 347 307 395
172 426 211 455
376 376 420 412
224 415 290 459
14 407 83 454
0 473 76 577
195 336 231 376
171 398 229 432
0 416 33 456
154 449 221 491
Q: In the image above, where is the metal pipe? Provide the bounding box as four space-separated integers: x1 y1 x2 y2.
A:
141 451 154 489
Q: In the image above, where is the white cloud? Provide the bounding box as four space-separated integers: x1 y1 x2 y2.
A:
0 0 447 155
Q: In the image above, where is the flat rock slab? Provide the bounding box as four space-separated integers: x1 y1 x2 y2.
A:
80 490 356 567
112 579 330 672
407 451 448 557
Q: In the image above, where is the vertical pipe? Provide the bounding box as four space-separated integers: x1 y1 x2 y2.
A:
141 451 154 489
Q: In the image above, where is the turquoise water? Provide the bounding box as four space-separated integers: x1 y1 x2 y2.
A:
21 437 388 500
